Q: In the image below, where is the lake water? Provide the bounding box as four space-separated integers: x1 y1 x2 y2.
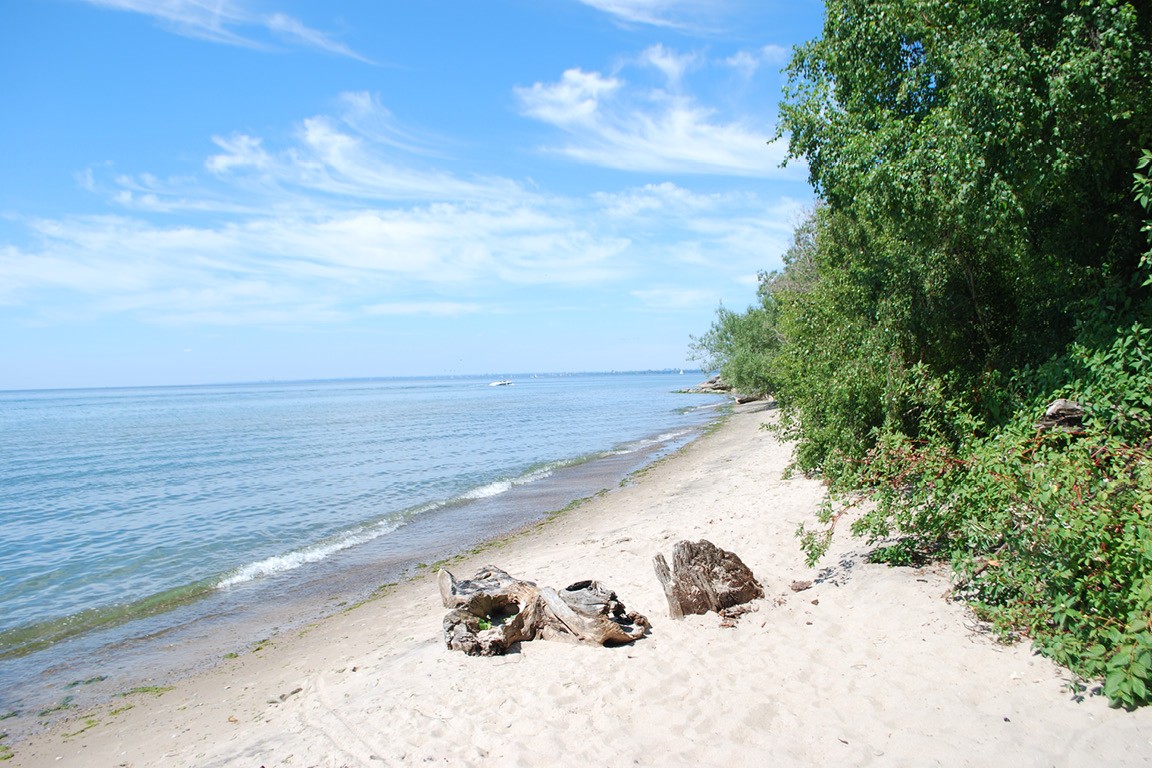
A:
0 372 725 730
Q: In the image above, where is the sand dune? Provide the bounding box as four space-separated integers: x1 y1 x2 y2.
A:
12 402 1152 766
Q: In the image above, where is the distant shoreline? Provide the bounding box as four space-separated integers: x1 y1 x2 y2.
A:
0 369 708 396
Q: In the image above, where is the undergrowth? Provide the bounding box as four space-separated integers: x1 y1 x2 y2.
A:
800 311 1152 708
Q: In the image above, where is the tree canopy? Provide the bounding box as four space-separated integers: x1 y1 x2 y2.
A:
696 0 1152 707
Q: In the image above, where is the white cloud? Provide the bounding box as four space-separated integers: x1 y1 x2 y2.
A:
639 44 699 88
80 0 371 61
516 54 798 177
593 182 722 218
366 302 483 317
575 0 715 28
2 95 809 329
630 286 717 309
724 45 791 78
335 92 444 156
206 134 271 175
99 92 523 213
515 70 622 127
0 197 634 326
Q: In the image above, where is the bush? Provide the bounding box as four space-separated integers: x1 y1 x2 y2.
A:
763 0 1152 707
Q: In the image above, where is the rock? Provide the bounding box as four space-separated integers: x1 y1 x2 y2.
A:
680 375 733 394
1035 398 1084 432
680 374 764 402
697 374 732 392
653 539 764 619
789 579 813 592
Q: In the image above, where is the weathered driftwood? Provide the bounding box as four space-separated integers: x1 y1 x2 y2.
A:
653 539 764 619
438 566 650 656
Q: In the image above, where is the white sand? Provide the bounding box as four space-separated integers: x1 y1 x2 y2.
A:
11 402 1152 766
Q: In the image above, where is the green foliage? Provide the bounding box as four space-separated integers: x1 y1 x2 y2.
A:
716 0 1152 707
867 539 936 568
689 211 821 398
870 319 1151 706
776 0 1152 428
688 301 780 397
1137 149 1152 284
794 304 1152 705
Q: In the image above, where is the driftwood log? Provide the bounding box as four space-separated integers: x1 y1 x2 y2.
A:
653 539 764 619
438 566 650 656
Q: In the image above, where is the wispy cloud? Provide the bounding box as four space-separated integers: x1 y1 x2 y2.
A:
515 47 797 177
630 286 718 309
2 93 805 328
80 0 372 62
2 199 632 326
102 93 520 214
723 45 791 78
575 0 715 29
639 44 699 87
365 302 484 317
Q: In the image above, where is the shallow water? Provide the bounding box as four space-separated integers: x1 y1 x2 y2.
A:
0 371 725 729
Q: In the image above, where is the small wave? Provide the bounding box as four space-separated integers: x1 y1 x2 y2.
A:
610 429 693 455
217 515 411 589
217 462 563 590
650 429 691 444
461 465 556 500
462 479 513 500
678 399 729 414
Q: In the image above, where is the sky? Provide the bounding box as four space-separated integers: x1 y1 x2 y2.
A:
1 0 823 390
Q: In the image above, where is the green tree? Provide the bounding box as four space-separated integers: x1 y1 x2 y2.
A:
688 301 780 397
774 0 1152 470
689 210 820 399
755 0 1152 706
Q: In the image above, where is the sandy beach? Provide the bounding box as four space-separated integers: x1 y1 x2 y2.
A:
10 401 1152 767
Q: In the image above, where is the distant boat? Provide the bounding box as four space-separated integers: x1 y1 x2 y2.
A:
489 380 513 386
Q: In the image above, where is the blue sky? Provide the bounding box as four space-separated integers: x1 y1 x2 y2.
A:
1 0 822 389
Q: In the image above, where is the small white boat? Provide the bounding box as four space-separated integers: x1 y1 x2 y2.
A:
489 380 513 386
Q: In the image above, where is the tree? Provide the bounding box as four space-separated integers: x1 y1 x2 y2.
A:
688 209 820 399
755 0 1152 706
774 0 1152 471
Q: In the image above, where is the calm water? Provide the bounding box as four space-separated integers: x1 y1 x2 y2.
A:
0 372 725 726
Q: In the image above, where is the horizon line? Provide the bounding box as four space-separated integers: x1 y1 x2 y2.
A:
0 368 709 395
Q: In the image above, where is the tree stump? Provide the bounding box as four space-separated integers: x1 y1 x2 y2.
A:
438 566 650 656
653 540 764 619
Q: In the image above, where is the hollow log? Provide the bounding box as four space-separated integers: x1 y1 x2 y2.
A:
653 540 764 619
438 566 650 656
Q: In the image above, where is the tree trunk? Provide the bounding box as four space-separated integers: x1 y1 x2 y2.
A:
653 540 764 619
438 566 650 656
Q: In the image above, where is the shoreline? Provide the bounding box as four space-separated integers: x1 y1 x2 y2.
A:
1 398 724 747
9 401 1152 766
